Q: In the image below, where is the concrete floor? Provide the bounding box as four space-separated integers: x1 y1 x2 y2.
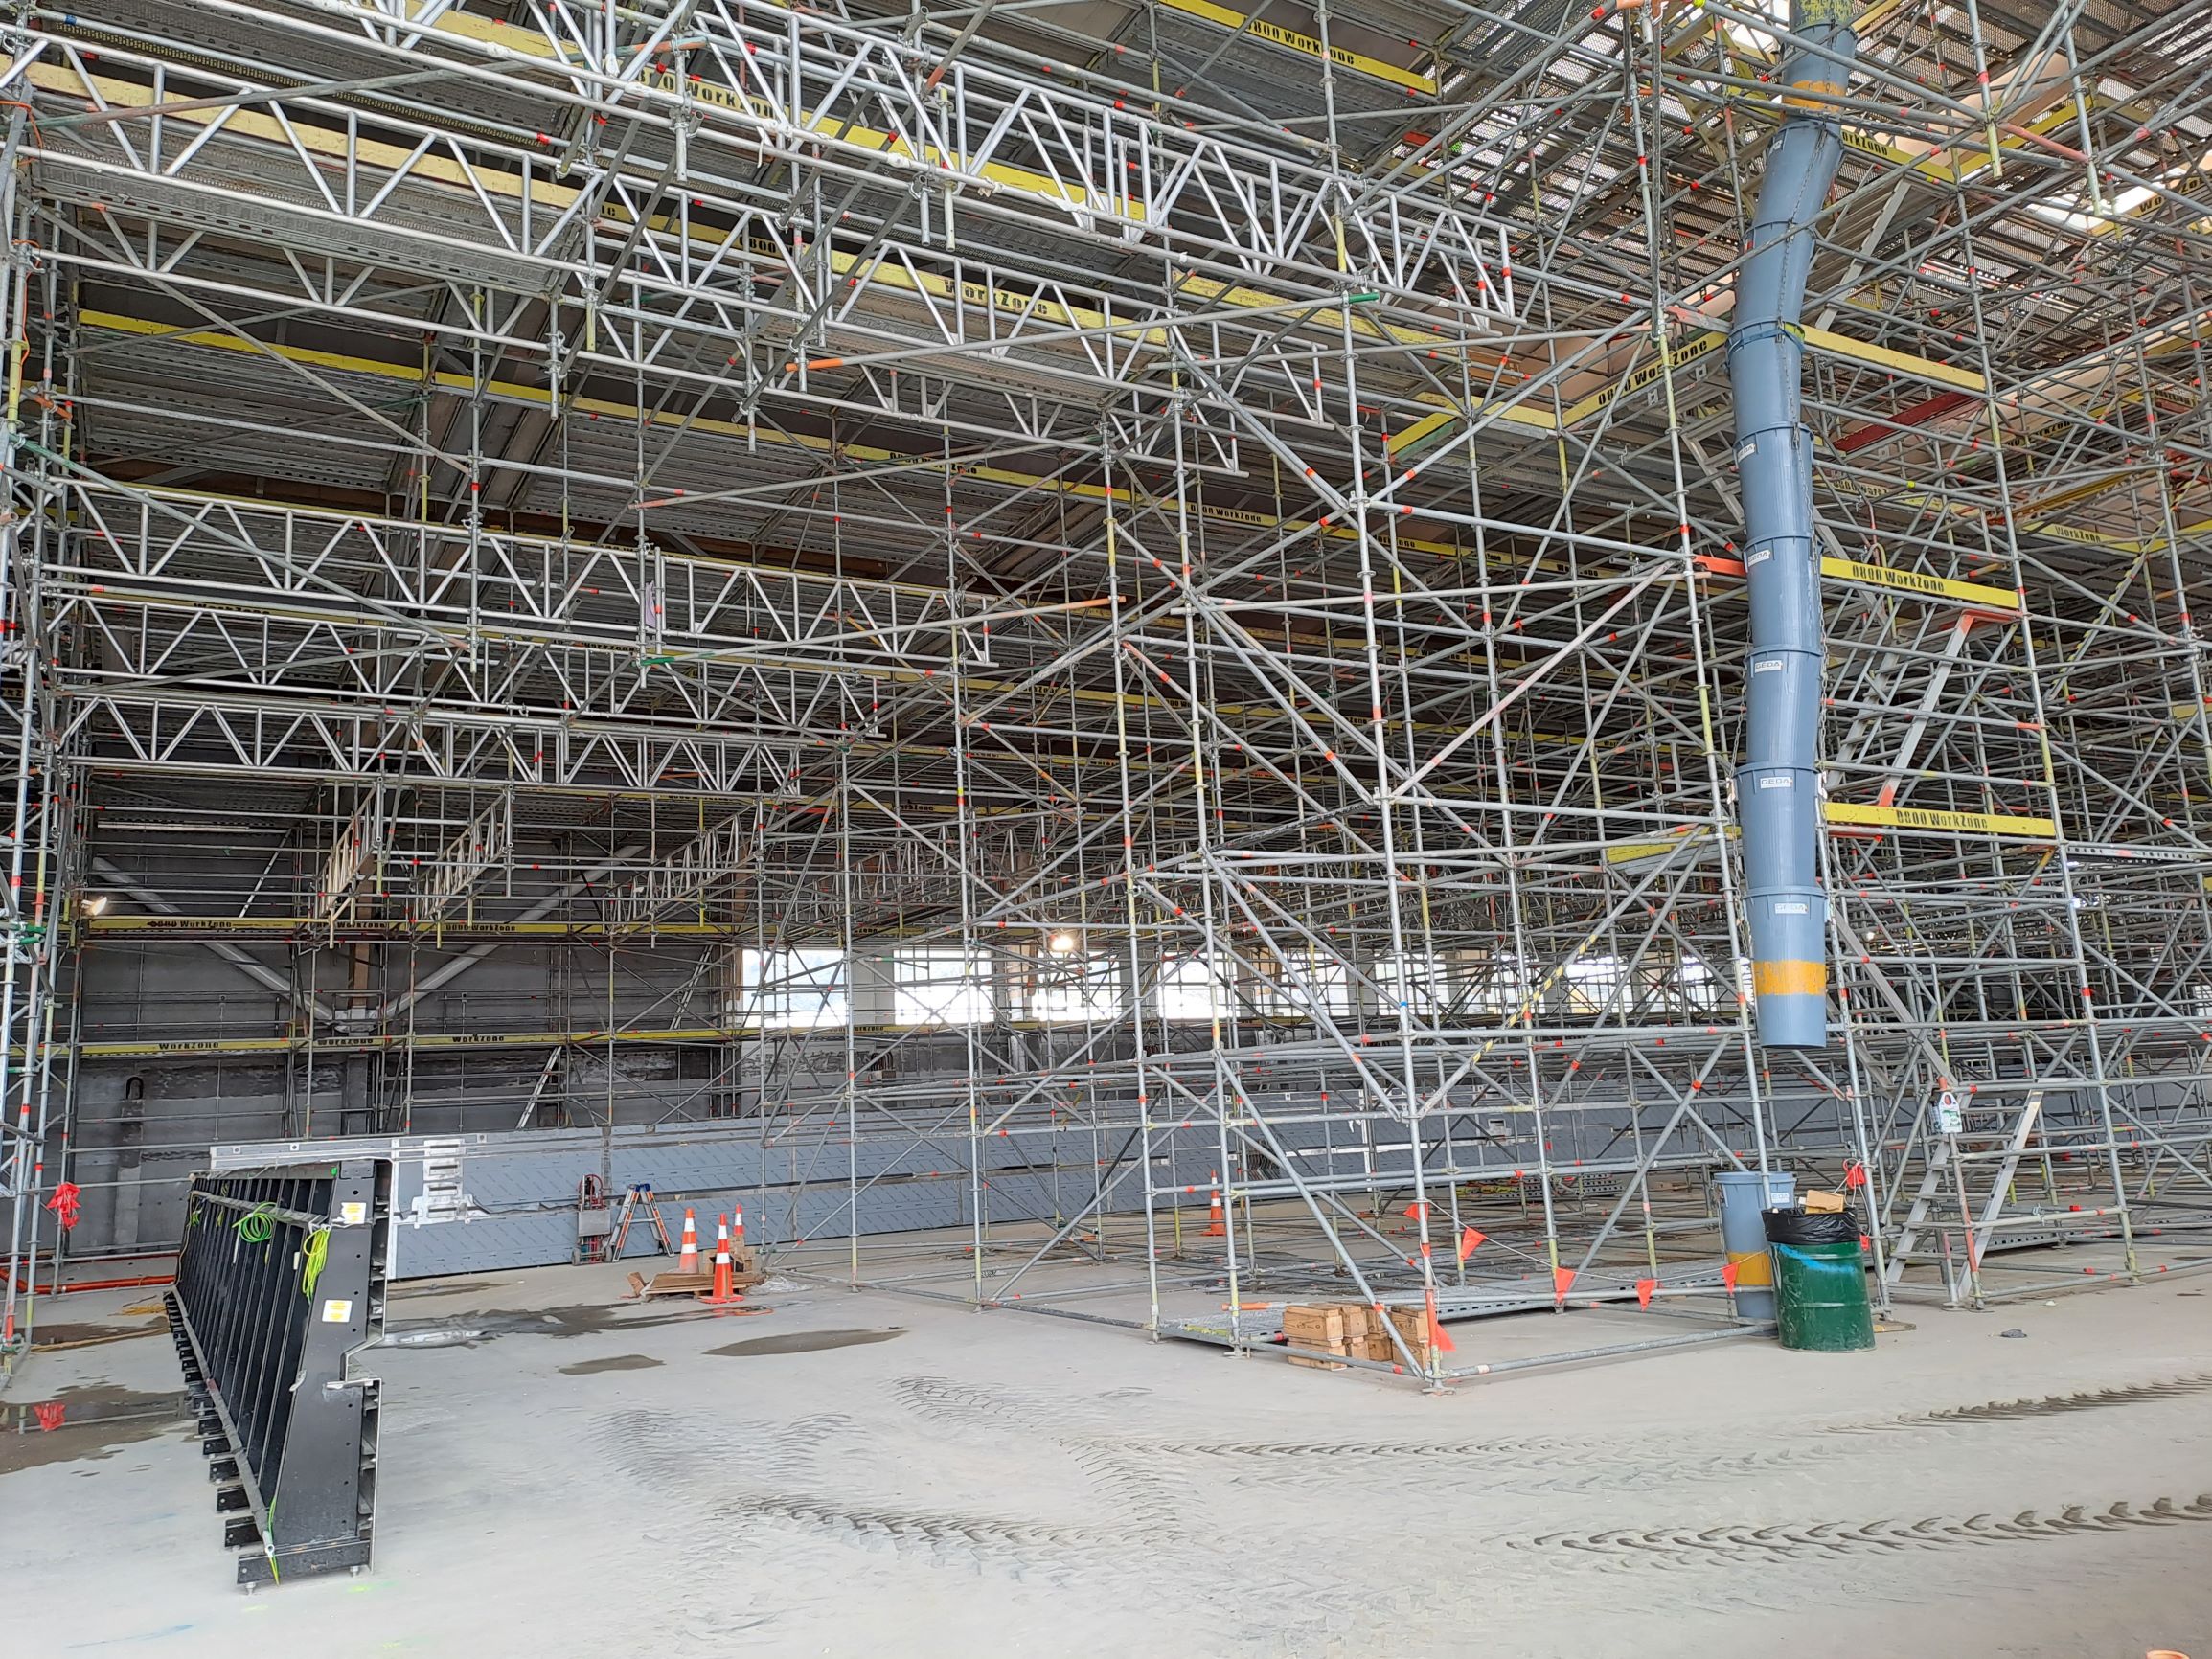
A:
5 1261 2210 1657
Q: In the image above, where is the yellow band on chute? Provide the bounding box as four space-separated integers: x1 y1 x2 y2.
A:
1753 960 1828 998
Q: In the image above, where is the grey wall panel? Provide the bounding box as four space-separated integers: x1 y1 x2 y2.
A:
211 1120 1232 1278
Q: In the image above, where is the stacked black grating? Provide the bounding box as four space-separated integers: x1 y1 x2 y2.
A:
167 1158 390 1586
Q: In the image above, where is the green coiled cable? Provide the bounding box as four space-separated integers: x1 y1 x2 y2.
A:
300 1228 330 1298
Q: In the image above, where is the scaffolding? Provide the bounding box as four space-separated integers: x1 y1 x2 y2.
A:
4 0 2212 1382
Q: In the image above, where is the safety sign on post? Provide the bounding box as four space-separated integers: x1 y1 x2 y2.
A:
1935 1089 1963 1136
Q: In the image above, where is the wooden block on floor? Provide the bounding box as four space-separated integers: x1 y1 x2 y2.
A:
1349 1305 1391 1342
1353 1333 1399 1364
1282 1304 1347 1346
640 1271 715 1298
1385 1307 1440 1369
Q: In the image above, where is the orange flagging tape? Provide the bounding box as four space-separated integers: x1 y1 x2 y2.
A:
1425 1287 1457 1353
1635 1278 1656 1308
1457 1226 1485 1261
1552 1266 1576 1303
1721 1261 1740 1292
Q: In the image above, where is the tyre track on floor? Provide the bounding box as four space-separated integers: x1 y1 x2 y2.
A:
1127 1371 2212 1495
1502 1493 2212 1573
891 1375 1188 1540
593 1403 1141 1587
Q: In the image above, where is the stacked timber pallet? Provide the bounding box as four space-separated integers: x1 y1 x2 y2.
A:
627 1244 765 1300
1281 1303 1440 1370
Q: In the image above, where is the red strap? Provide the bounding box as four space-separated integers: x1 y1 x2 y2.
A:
45 1182 81 1230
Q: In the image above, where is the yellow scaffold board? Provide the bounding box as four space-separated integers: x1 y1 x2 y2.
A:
1604 827 1733 865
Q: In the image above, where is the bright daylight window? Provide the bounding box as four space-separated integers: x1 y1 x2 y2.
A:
1673 953 1751 1013
1469 954 1529 1016
736 947 849 1029
1159 952 1237 1022
1026 949 1122 1023
893 946 991 1027
1375 951 1449 1016
1270 947 1353 1019
1565 955 1628 1016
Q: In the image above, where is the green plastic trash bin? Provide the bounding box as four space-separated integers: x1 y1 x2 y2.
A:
1762 1206 1875 1352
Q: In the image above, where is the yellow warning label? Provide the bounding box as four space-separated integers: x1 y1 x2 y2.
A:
1823 803 2056 838
1157 0 1435 92
1613 330 1725 404
1817 557 2018 610
1614 807 2060 854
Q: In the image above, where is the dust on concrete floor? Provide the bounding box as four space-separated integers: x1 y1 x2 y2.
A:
4 1266 2209 1659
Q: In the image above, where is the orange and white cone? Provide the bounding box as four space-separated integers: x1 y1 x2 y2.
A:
677 1208 699 1274
1203 1171 1227 1238
732 1202 745 1253
699 1215 740 1307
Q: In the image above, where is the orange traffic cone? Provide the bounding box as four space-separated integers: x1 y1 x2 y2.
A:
699 1215 741 1307
732 1201 745 1253
677 1208 699 1274
1203 1171 1227 1238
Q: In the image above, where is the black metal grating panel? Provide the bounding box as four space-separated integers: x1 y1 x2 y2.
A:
168 1158 390 1587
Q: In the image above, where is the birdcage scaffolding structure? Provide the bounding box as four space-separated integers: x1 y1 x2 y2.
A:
4 0 2212 1381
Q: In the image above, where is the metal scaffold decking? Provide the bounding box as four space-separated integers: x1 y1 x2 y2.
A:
2 0 2210 1383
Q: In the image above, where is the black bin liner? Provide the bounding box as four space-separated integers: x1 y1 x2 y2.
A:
1762 1205 1863 1245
